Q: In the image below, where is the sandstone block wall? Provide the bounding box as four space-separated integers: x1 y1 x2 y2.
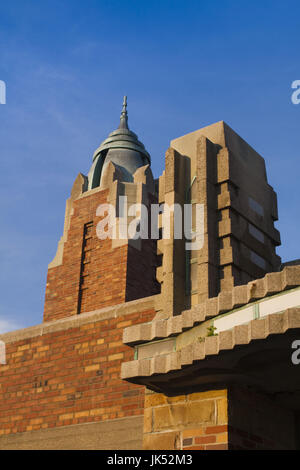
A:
143 389 228 450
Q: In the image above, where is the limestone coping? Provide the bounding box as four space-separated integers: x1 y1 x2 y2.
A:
0 294 160 344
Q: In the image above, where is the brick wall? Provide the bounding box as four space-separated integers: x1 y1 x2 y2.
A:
0 307 155 436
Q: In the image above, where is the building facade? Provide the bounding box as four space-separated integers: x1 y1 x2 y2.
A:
0 98 299 450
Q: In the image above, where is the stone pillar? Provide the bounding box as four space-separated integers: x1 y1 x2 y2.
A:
156 148 190 317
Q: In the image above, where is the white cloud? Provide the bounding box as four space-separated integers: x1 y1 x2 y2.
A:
0 318 24 334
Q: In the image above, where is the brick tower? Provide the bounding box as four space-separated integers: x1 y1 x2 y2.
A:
44 97 160 322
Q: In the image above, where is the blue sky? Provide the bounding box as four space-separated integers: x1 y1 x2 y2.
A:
0 0 299 332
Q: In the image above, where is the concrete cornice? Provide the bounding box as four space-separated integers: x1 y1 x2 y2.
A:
123 266 300 346
121 307 300 380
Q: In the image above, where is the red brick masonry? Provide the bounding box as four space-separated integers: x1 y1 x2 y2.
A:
0 308 155 436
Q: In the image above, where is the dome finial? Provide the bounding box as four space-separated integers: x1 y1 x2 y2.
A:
118 95 128 130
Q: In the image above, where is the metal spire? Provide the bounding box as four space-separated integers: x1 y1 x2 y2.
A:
118 95 129 130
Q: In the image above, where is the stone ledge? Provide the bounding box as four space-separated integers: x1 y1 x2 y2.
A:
121 307 300 380
0 294 160 344
0 415 143 450
123 266 300 346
